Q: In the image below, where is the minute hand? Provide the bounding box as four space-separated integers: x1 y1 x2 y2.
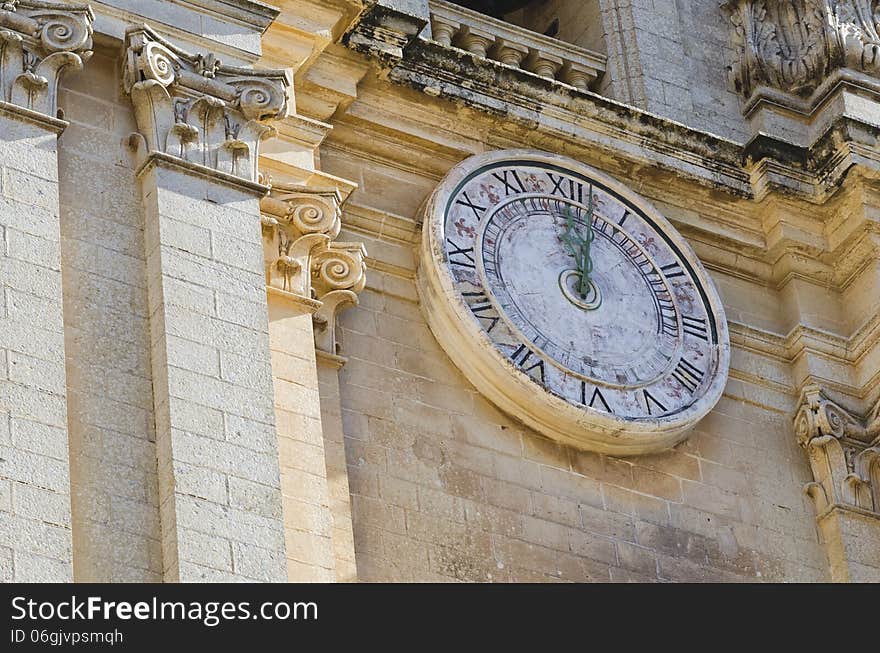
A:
559 194 596 299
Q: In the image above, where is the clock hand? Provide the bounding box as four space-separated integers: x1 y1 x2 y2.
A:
559 189 597 302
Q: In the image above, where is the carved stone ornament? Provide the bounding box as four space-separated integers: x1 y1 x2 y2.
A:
794 384 880 516
260 185 367 355
723 0 880 102
122 25 291 184
0 0 93 121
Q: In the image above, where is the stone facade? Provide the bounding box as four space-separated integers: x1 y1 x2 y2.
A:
0 0 877 583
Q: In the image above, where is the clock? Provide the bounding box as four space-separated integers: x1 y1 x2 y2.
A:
417 150 730 455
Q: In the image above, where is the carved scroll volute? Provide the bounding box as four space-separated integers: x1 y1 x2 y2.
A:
0 1 94 119
795 385 880 515
311 242 367 355
265 190 343 241
311 242 367 298
122 25 290 184
261 188 344 298
260 184 366 355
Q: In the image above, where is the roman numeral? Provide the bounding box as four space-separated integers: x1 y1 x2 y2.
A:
660 262 686 279
462 292 499 332
658 299 678 337
446 239 475 268
618 210 631 227
581 382 612 413
492 170 526 196
511 345 545 383
547 173 584 202
671 359 705 394
593 218 612 236
643 389 667 415
661 320 678 338
455 192 486 220
682 315 709 342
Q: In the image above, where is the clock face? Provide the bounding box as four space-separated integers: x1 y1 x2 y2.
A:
419 151 729 454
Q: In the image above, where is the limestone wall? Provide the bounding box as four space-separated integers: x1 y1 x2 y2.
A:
2 0 878 584
318 98 830 582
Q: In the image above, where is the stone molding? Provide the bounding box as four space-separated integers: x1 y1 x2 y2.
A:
260 184 367 355
334 0 880 210
794 384 880 516
0 0 94 124
723 0 880 112
344 0 428 64
337 1 880 206
122 25 291 184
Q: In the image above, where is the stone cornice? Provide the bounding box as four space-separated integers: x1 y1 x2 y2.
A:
342 201 421 244
182 0 280 34
336 4 880 210
730 315 880 392
122 24 291 184
0 0 94 122
393 39 752 194
0 98 66 131
742 115 880 202
333 198 880 404
344 0 427 65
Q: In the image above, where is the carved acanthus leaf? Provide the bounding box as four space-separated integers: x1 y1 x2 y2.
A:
0 0 93 119
794 384 880 515
724 1 880 103
724 0 830 98
122 25 291 183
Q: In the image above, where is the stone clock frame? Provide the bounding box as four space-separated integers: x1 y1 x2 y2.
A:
417 150 731 455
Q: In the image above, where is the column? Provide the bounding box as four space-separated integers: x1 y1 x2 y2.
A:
122 25 292 581
261 184 365 581
794 386 880 582
0 0 93 581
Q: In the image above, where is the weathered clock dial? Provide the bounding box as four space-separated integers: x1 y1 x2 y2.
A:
418 150 730 455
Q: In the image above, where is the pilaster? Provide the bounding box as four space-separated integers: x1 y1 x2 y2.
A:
261 183 365 581
794 385 880 582
0 0 94 581
720 2 880 581
123 25 291 582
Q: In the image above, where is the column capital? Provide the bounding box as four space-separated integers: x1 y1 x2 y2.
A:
122 25 291 185
724 0 880 112
794 385 880 516
0 0 94 127
261 183 367 355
